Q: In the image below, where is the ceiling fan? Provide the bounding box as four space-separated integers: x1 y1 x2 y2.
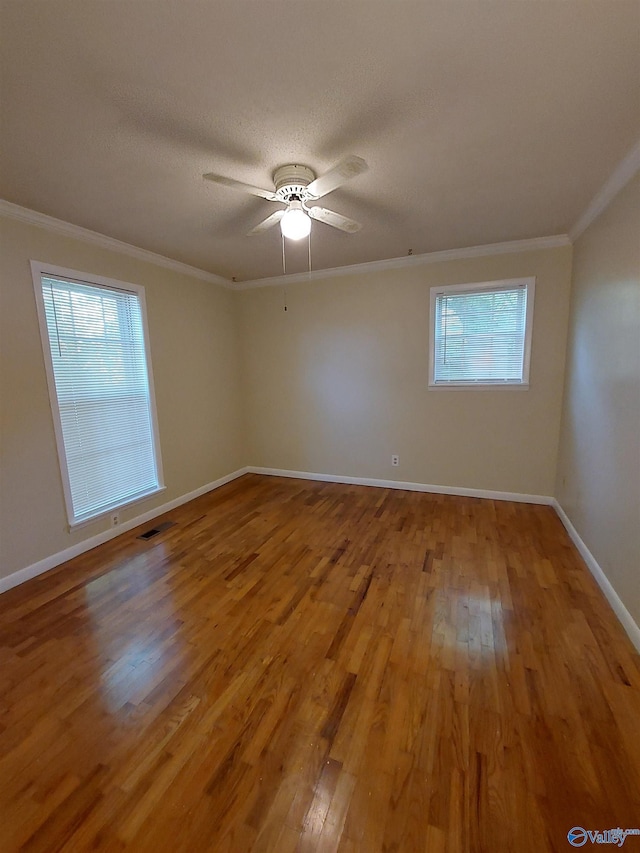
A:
203 155 368 240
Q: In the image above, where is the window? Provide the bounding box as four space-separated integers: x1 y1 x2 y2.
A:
429 277 535 387
31 262 164 526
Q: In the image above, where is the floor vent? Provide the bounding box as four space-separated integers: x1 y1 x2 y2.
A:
137 520 176 541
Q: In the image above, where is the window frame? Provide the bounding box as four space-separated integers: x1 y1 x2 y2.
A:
31 260 165 528
428 276 535 389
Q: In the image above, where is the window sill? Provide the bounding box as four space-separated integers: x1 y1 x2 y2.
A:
428 382 530 390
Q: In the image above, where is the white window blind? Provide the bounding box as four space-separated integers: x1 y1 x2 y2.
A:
430 279 533 386
36 270 163 525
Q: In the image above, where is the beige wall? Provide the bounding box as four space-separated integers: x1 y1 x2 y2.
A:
556 174 640 626
0 216 244 581
239 246 572 496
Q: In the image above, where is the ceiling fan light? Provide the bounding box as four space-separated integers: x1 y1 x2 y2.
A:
280 202 311 240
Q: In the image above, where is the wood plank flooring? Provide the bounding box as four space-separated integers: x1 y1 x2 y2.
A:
1 474 639 852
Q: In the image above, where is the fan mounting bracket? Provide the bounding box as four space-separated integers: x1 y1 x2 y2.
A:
273 164 317 202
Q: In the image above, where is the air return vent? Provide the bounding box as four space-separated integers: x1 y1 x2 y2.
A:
137 520 176 541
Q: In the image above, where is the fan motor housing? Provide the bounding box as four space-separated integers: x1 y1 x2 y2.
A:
273 164 316 202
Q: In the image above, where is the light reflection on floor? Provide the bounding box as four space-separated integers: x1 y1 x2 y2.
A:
83 547 187 714
431 589 511 665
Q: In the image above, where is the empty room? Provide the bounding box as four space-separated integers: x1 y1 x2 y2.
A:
1 2 639 851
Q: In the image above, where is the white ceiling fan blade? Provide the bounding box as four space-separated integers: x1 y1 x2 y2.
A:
306 155 368 199
247 208 285 236
307 206 361 233
203 173 278 202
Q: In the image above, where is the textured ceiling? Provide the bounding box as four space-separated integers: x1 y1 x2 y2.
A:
1 1 639 282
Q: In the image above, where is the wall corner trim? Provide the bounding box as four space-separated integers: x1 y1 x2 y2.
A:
0 199 233 288
569 139 640 242
0 467 250 596
552 499 640 653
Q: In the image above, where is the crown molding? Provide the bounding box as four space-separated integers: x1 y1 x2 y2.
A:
1 198 574 292
0 199 233 288
569 139 640 242
235 234 571 290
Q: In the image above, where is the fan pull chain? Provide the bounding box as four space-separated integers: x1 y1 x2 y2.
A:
281 233 286 276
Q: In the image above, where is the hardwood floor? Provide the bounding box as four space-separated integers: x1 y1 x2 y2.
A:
1 474 639 852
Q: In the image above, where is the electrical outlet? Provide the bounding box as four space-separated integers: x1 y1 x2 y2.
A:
391 454 399 466
111 512 120 527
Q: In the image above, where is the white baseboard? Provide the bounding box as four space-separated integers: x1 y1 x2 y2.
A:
250 469 640 652
248 466 554 505
0 467 249 596
9 469 637 657
553 499 640 653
